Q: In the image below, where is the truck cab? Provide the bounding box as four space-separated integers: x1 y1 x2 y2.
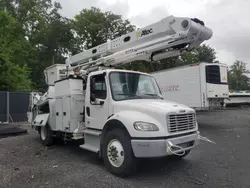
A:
83 69 199 176
87 69 198 138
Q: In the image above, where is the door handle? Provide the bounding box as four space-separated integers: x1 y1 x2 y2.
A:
86 107 90 116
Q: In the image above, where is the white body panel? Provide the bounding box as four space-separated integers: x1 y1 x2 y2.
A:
153 64 202 108
32 113 49 126
55 98 63 130
199 63 229 99
152 63 229 110
225 92 250 105
226 97 250 104
54 94 85 132
55 78 83 97
206 84 229 98
109 99 198 138
49 98 57 130
49 78 86 132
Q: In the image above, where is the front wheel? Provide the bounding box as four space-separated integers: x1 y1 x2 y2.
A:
103 129 137 177
39 124 54 146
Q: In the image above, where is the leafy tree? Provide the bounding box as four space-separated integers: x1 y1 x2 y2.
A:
228 60 250 91
0 11 32 91
180 44 216 64
180 51 199 65
0 56 32 91
0 0 55 40
195 44 216 63
72 7 136 51
1 0 74 91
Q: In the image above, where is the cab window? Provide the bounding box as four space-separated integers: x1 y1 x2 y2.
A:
92 74 107 99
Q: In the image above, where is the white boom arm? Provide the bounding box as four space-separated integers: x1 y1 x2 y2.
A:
65 15 213 74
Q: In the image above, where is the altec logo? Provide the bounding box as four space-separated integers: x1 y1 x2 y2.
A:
136 28 153 38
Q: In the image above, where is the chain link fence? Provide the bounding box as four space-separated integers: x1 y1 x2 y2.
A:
0 91 30 122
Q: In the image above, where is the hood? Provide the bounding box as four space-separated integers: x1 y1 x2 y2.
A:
113 99 195 115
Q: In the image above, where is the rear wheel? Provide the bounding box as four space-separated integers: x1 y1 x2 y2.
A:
39 124 54 146
103 129 137 177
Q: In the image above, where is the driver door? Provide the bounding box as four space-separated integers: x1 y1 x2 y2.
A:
85 73 110 130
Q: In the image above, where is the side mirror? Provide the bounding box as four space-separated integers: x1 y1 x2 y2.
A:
90 77 96 94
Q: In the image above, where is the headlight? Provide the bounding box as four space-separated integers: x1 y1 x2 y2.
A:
133 121 159 131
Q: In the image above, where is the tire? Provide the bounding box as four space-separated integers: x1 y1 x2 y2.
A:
102 129 137 177
39 124 54 146
171 149 191 160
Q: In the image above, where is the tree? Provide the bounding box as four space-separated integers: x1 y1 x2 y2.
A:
72 7 136 51
0 57 32 91
180 44 216 64
1 0 75 91
0 0 55 41
0 11 32 91
195 44 216 63
228 60 250 91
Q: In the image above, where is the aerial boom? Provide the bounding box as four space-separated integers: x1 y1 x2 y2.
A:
65 15 213 75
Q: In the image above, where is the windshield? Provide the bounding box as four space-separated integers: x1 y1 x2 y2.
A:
109 71 163 101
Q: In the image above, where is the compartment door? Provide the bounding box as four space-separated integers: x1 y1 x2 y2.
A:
62 96 71 131
55 98 63 130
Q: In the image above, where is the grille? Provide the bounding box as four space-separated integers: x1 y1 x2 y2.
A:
167 113 196 133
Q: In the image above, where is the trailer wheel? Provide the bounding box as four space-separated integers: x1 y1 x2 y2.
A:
39 124 54 146
103 129 137 177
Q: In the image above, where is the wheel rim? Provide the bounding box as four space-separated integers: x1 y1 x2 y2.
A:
107 139 124 168
41 126 47 140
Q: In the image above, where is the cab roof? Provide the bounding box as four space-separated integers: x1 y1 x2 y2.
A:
89 68 152 77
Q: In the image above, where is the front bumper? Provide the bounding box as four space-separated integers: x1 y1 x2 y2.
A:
131 132 199 158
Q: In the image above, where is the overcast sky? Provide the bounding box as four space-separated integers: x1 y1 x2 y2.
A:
57 0 250 69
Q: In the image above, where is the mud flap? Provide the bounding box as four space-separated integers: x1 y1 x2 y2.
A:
32 113 49 127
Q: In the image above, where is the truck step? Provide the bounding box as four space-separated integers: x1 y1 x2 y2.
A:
82 129 101 136
80 129 101 153
79 144 99 153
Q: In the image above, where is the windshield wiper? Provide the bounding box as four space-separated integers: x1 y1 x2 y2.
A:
142 94 163 99
116 93 142 98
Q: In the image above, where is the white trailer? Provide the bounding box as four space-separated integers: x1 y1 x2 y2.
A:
28 15 213 177
225 92 250 107
152 62 229 111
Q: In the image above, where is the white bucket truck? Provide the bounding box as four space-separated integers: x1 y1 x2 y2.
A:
29 16 213 176
152 62 229 111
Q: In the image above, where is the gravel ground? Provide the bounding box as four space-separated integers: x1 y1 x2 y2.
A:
0 108 250 188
